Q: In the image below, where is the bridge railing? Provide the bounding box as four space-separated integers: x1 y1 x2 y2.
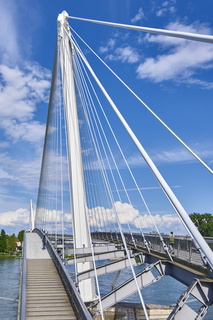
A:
92 231 212 267
33 228 93 320
19 231 27 320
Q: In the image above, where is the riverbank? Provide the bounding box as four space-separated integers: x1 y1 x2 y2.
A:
0 252 21 259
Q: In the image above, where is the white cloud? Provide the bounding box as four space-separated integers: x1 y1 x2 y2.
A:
152 148 194 164
87 201 182 233
0 64 50 120
108 38 116 48
0 0 42 64
88 201 139 228
0 153 41 190
126 143 213 168
0 141 9 148
136 213 181 232
131 7 144 23
99 38 116 53
136 22 213 84
107 46 140 64
0 65 34 121
34 203 185 236
156 1 176 17
0 0 52 222
0 167 17 181
0 208 29 227
3 120 46 144
0 63 50 144
0 2 50 147
99 34 139 65
99 46 108 54
0 62 50 207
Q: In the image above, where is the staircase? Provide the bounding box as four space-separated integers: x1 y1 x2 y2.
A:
26 259 76 320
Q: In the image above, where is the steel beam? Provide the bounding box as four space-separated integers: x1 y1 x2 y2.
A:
93 260 165 312
164 261 211 289
69 16 213 44
77 255 142 281
168 279 211 319
67 250 126 264
68 244 118 255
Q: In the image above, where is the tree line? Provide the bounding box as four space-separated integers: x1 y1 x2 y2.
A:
189 213 213 237
0 229 24 253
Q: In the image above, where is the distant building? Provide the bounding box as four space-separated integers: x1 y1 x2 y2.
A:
16 238 22 249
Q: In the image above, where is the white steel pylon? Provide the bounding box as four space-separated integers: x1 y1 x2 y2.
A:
29 199 35 230
57 11 96 302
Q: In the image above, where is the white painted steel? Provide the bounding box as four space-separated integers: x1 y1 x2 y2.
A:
57 11 95 302
30 199 35 230
67 250 126 264
78 256 138 281
68 244 117 254
96 262 164 312
72 41 213 272
69 16 213 44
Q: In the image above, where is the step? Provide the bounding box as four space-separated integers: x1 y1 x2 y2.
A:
26 310 75 317
27 289 66 294
27 306 74 312
27 281 64 288
27 296 70 302
26 257 76 319
27 315 76 320
27 293 68 298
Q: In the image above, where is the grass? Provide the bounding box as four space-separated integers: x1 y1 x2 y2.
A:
64 254 74 259
0 252 22 259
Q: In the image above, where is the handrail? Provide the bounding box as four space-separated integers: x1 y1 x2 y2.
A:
92 231 213 273
19 230 27 320
33 228 93 320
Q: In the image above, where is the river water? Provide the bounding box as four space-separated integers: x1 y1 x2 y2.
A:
0 259 20 320
0 258 213 319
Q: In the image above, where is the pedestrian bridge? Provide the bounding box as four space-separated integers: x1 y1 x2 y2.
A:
19 228 213 319
20 11 213 320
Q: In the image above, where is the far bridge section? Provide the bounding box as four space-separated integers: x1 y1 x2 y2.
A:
52 232 213 269
47 230 213 318
91 231 213 319
94 232 213 268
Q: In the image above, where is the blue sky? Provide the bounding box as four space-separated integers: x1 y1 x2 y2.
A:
0 0 212 235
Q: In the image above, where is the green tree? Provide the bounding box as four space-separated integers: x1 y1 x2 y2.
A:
18 230 25 242
189 213 213 237
0 229 7 252
7 234 17 252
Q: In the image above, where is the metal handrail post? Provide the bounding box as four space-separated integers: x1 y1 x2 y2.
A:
19 231 27 320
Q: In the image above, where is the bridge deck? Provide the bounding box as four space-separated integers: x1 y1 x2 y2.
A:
26 233 76 320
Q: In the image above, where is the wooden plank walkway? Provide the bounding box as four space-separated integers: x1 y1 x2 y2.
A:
26 233 76 320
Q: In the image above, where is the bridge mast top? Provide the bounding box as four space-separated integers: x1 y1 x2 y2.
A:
57 10 69 29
